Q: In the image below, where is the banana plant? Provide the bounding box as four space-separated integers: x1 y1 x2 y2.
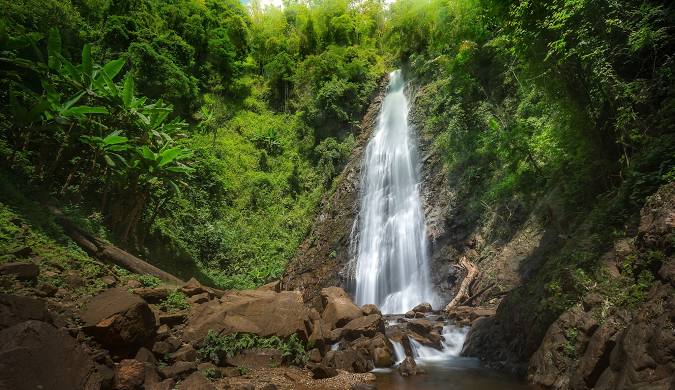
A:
80 130 130 168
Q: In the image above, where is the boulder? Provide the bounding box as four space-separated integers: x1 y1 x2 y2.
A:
135 347 157 364
411 302 433 313
226 348 283 369
361 304 381 316
183 289 312 342
189 292 210 305
399 356 418 376
308 348 322 363
147 379 176 390
0 262 39 281
445 306 496 325
113 359 145 390
373 347 393 367
308 363 338 379
323 348 374 373
63 270 84 288
178 372 216 390
321 287 363 329
160 361 197 380
343 314 385 340
0 320 102 390
171 344 198 362
134 288 171 303
80 288 156 348
406 318 435 337
0 293 52 330
159 312 187 326
181 278 209 297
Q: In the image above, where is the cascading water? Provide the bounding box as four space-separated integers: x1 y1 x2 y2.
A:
353 69 438 314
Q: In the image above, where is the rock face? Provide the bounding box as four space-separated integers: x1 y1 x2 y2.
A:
0 320 102 390
81 288 156 349
183 289 312 342
0 261 39 281
279 77 389 309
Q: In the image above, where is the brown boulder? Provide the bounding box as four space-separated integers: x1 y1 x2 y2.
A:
399 356 418 376
0 320 102 390
81 288 156 348
445 306 496 326
171 344 198 362
0 293 52 330
323 348 373 373
183 289 312 342
0 262 39 281
343 314 385 340
411 303 433 313
178 372 216 390
189 292 210 305
308 362 338 379
181 278 209 297
134 288 171 303
406 318 435 337
321 287 363 329
114 359 145 390
160 361 197 380
361 304 381 316
226 348 283 369
373 347 393 367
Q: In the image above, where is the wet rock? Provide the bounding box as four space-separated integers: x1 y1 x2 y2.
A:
159 361 197 380
0 262 39 281
445 306 495 326
80 288 156 349
399 356 418 376
183 289 312 342
178 371 216 390
373 347 393 367
0 320 102 390
361 304 381 316
404 311 415 318
0 293 52 330
308 362 338 379
412 302 433 313
343 314 385 340
406 318 435 337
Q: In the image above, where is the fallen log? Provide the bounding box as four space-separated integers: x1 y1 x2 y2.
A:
444 256 479 310
49 206 184 285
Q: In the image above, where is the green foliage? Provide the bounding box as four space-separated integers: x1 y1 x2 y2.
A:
198 331 308 367
160 290 188 312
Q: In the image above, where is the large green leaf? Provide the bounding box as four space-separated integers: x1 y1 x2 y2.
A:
139 146 156 161
102 58 125 80
158 147 183 167
81 43 92 82
123 75 134 107
62 106 109 116
62 91 85 110
102 133 128 145
47 28 61 69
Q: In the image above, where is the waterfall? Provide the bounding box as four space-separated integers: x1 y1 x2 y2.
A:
353 69 438 314
409 325 469 361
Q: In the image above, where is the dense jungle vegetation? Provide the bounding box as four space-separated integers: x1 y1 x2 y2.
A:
1 0 673 304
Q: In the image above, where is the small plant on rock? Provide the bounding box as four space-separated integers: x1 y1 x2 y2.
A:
160 290 188 312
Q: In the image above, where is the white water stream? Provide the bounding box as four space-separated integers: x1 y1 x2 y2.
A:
353 69 438 314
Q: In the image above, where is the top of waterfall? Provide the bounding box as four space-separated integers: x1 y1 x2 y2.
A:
389 69 404 92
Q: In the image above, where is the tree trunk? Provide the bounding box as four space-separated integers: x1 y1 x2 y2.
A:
49 206 183 285
444 256 479 310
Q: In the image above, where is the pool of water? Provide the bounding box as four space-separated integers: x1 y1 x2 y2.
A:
373 356 535 390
